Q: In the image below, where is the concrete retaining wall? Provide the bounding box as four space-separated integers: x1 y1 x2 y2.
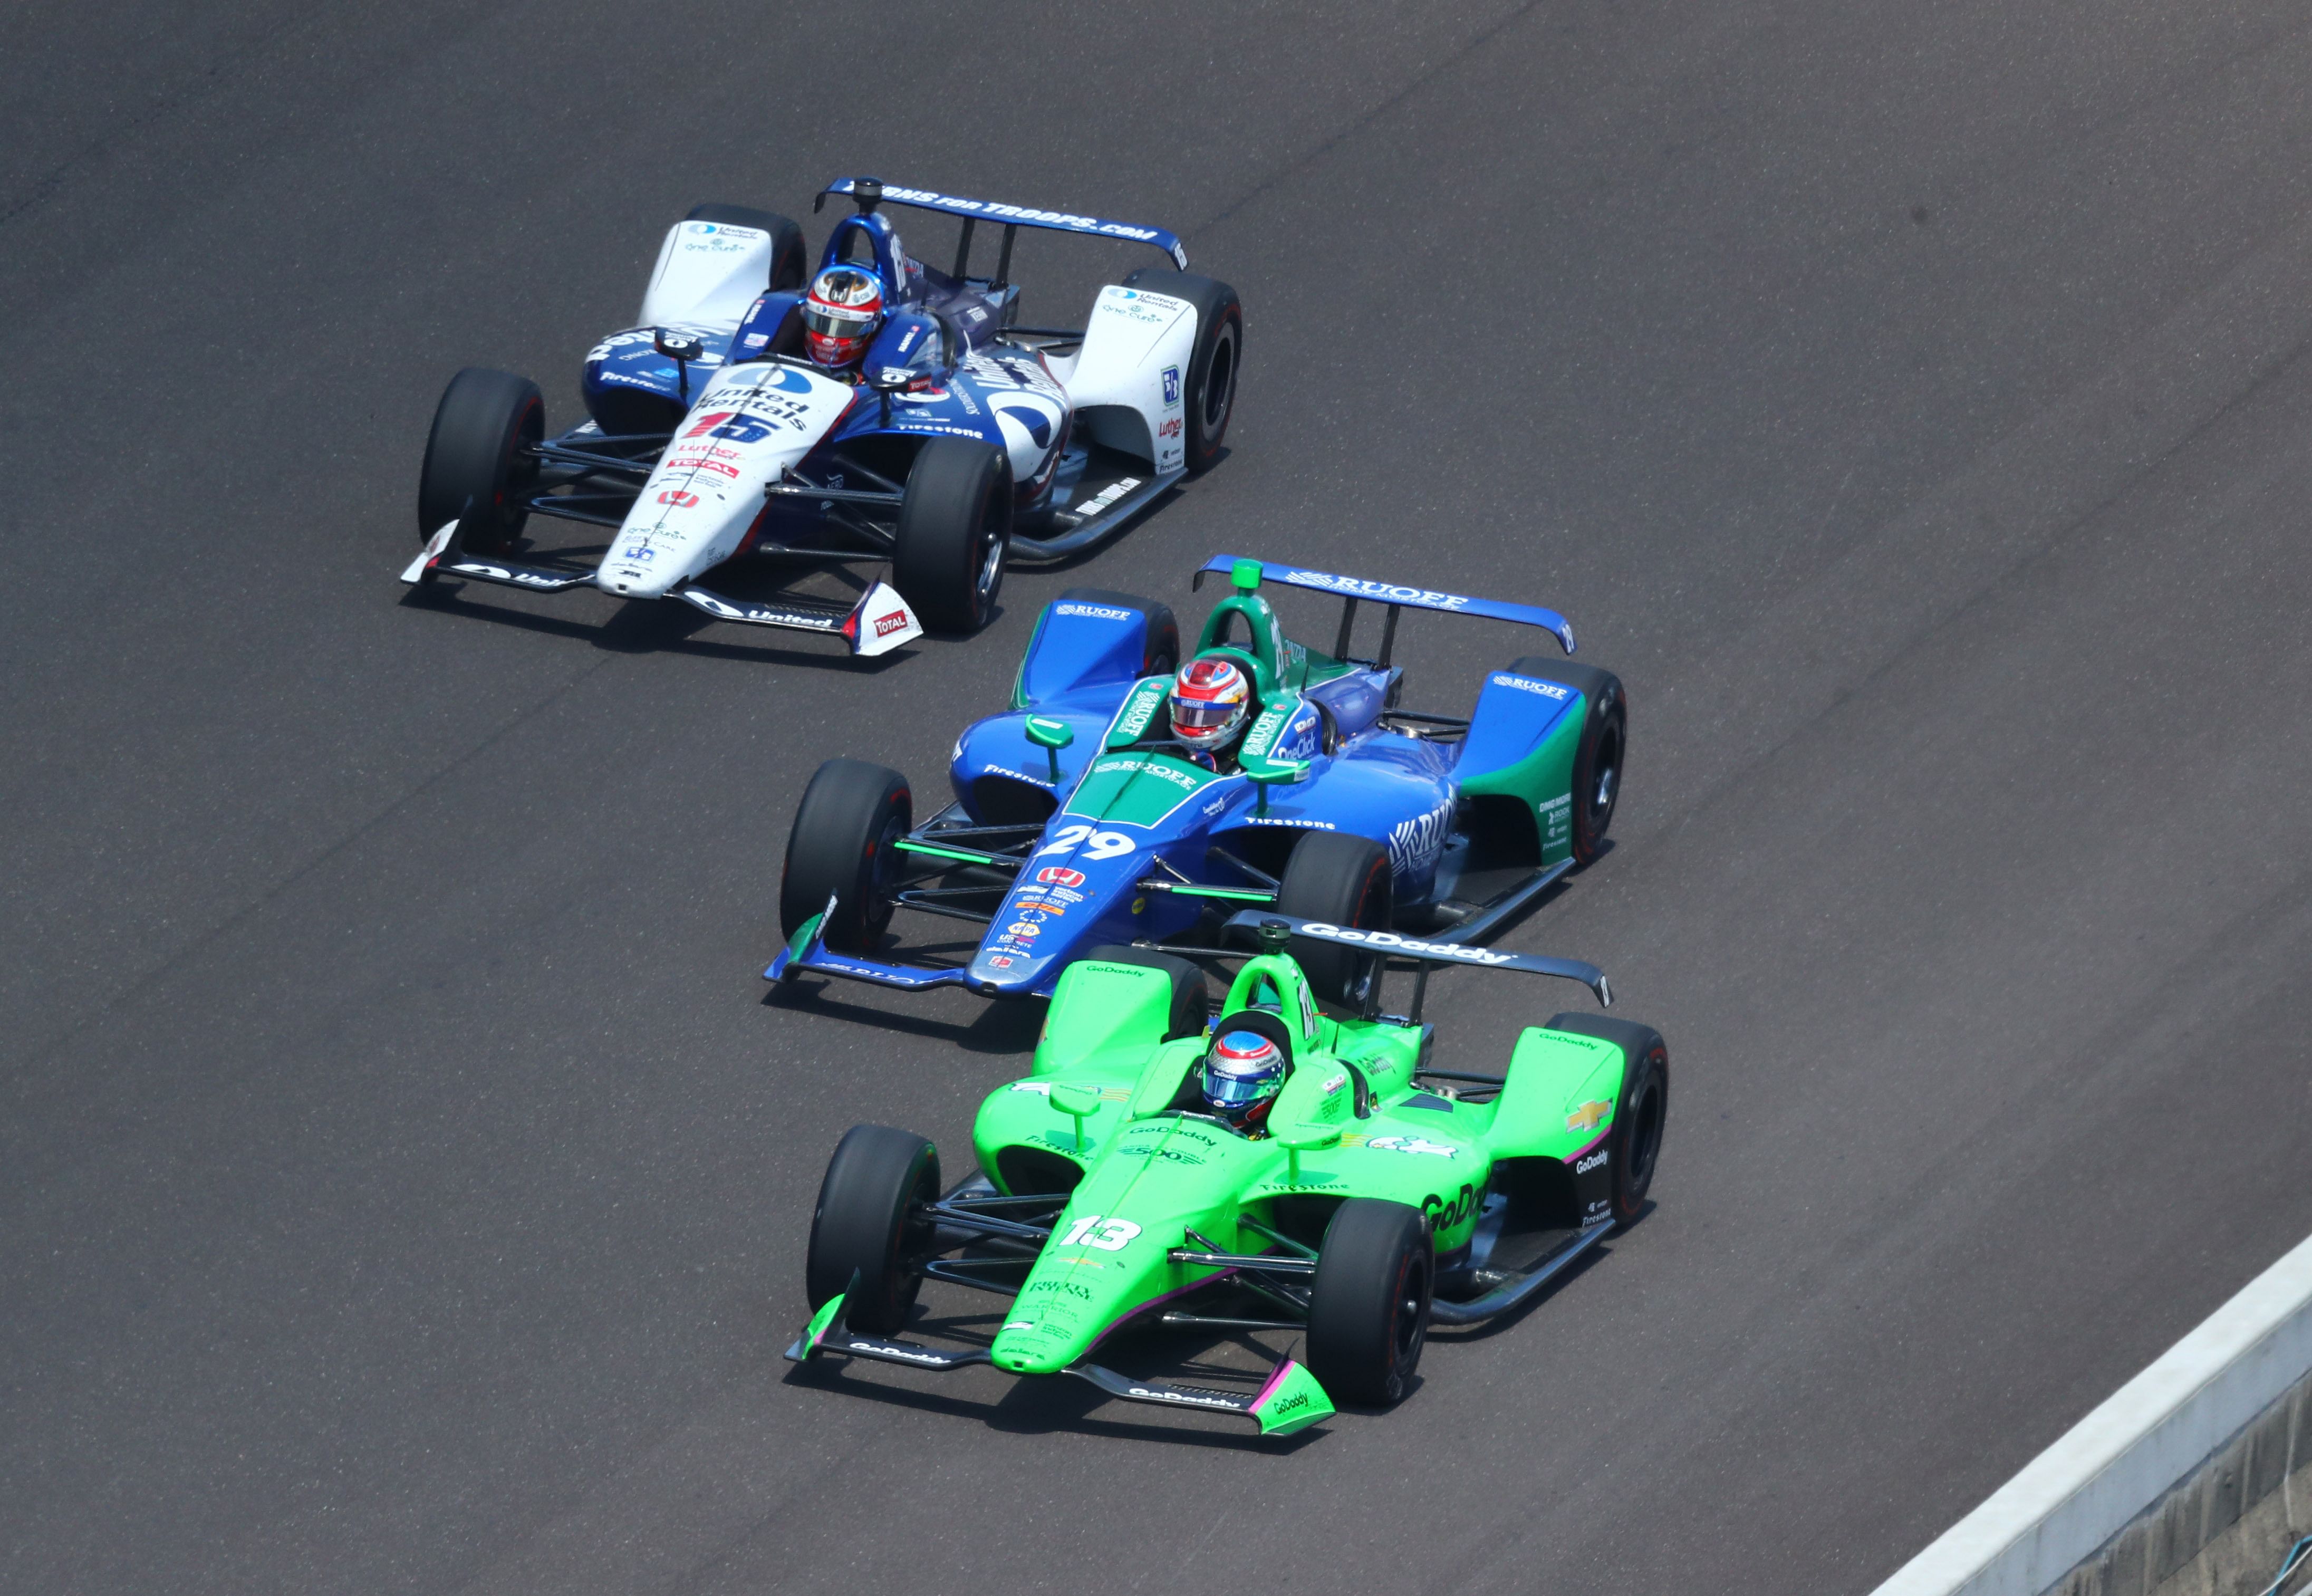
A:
1871 1233 2312 1596
2054 1366 2312 1596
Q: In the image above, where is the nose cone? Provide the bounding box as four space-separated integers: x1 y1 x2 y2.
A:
596 559 676 600
968 943 1060 993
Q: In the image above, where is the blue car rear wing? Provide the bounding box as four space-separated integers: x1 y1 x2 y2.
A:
1222 911 1610 1006
1193 555 1577 660
816 178 1190 272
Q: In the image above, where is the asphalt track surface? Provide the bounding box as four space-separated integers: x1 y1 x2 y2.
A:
7 3 2312 1592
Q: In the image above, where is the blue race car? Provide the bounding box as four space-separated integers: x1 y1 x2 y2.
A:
768 557 1627 1011
405 178 1241 648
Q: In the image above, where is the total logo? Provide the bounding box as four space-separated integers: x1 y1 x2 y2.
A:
873 609 910 638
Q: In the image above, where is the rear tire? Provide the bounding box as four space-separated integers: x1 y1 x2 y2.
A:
1121 268 1241 474
685 203 808 291
1542 1013 1668 1228
1077 945 1209 1040
1274 832 1392 1012
1307 1198 1432 1407
418 368 543 555
895 438 1012 633
1508 657 1626 865
806 1125 940 1334
1055 588 1180 676
779 759 912 951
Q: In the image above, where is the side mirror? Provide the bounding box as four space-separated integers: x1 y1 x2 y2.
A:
1024 715 1074 782
653 329 704 404
1248 760 1310 814
1276 1121 1341 1187
868 366 916 393
1049 1082 1101 1152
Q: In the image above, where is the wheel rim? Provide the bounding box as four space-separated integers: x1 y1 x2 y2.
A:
862 810 905 936
499 398 543 533
1200 321 1238 439
1392 1249 1429 1369
1587 718 1622 831
1625 1067 1664 1190
974 483 1008 608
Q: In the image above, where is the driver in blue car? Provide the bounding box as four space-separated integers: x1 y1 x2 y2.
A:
1202 1029 1286 1134
1168 657 1255 770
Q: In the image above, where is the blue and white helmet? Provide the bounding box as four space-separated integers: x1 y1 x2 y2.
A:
1201 1029 1286 1129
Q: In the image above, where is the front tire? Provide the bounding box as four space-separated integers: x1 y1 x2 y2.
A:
1122 268 1241 474
1274 832 1393 1012
1508 657 1626 865
779 759 912 951
1307 1199 1432 1407
806 1125 940 1334
894 438 1012 633
418 368 543 555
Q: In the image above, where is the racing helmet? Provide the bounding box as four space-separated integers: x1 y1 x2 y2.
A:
802 265 886 368
1201 1029 1286 1130
1169 657 1252 747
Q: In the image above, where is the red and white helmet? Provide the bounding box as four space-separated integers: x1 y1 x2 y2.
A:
802 265 885 368
1169 657 1253 747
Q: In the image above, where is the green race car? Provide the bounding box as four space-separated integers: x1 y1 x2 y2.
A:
785 915 1668 1436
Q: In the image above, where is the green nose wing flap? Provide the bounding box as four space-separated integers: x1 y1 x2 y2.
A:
785 1291 850 1361
1249 1359 1334 1436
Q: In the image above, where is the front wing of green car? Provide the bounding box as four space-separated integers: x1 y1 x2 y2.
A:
785 1289 1334 1437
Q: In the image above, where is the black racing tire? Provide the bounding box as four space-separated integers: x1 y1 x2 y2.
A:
1307 1198 1432 1407
418 368 543 555
1508 657 1626 866
894 438 1013 633
1121 267 1241 474
1077 945 1210 1040
805 1124 940 1334
1055 588 1180 676
1274 832 1393 1012
685 204 808 292
779 759 912 951
1542 1013 1668 1228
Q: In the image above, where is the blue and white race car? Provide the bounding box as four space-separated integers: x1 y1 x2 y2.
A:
404 178 1241 649
769 557 1629 1011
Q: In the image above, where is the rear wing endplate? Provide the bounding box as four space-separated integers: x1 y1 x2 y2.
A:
816 178 1189 271
1221 911 1610 1008
1193 555 1576 658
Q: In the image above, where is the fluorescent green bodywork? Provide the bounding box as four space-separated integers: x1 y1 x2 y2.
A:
972 951 1627 1379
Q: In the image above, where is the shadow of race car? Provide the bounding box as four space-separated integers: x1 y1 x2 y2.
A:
403 178 1240 651
768 556 1626 1006
785 917 1668 1434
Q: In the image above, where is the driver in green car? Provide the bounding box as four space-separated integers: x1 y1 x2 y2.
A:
1200 1027 1286 1134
